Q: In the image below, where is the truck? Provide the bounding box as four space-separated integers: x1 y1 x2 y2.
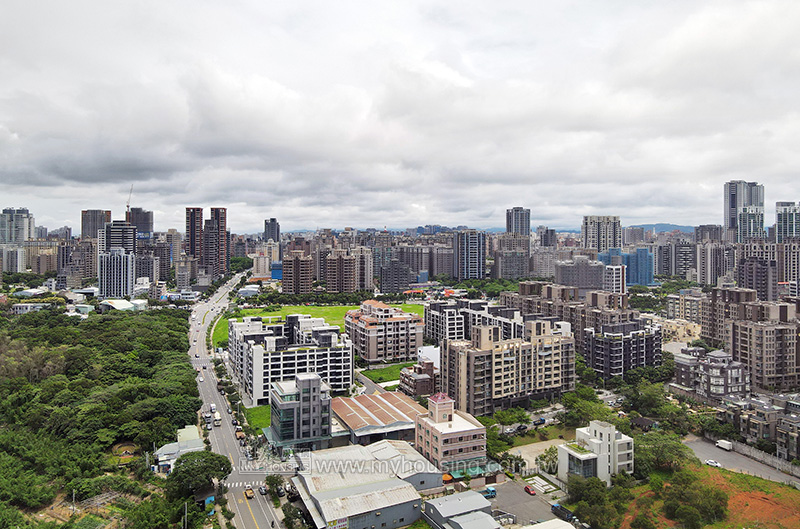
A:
551 504 574 522
532 417 546 426
235 425 245 440
480 487 496 499
213 411 222 427
716 439 733 451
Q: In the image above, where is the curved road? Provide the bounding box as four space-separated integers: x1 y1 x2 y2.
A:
189 274 281 529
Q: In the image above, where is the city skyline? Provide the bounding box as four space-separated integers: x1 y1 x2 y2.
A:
3 2 800 232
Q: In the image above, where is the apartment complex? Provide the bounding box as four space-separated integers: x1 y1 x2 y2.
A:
665 288 704 323
442 324 570 416
500 281 639 358
268 373 332 452
399 359 440 398
415 393 487 473
282 250 314 294
557 420 634 486
453 230 486 281
80 209 111 240
344 300 424 363
581 216 621 253
672 348 750 401
228 315 353 405
554 256 604 291
506 207 530 236
584 320 662 380
700 287 758 344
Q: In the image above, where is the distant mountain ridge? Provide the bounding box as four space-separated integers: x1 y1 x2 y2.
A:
627 223 694 233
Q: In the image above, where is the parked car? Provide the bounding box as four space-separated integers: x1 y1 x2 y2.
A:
705 459 722 468
277 485 286 497
232 419 239 426
206 423 213 430
516 424 528 433
199 377 204 382
504 427 516 435
524 485 537 496
532 417 546 426
227 407 232 414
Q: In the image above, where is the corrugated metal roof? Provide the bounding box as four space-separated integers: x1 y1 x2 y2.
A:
425 491 489 518
314 479 420 521
331 392 425 432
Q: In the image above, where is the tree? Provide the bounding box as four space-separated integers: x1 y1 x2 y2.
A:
630 514 656 529
674 505 703 529
535 446 558 474
633 431 694 478
166 452 232 500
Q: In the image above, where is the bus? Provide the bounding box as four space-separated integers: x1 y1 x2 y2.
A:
213 412 222 427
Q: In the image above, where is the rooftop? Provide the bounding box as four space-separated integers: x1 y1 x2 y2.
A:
313 478 420 523
422 410 484 434
331 392 425 434
425 491 489 518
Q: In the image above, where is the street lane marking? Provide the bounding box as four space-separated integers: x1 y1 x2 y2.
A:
244 491 261 529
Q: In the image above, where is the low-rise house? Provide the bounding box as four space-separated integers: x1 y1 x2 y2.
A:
153 425 204 473
423 491 498 529
399 359 440 398
557 420 633 486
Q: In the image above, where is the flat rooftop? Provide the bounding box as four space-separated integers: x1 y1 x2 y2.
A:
421 410 484 435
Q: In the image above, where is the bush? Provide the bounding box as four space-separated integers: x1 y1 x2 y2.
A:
630 514 656 529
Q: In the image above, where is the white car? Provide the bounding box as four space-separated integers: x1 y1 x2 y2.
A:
199 377 204 382
705 459 722 468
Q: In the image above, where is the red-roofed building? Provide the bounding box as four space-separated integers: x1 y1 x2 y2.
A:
331 391 426 445
345 301 424 363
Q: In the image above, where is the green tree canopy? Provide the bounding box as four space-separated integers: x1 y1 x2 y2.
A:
165 451 232 500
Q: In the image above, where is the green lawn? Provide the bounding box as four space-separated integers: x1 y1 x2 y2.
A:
244 405 271 428
510 424 576 447
212 303 424 348
361 362 416 383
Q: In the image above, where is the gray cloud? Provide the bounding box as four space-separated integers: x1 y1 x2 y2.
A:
1 0 799 233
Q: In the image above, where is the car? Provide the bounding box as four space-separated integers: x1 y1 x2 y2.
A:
244 485 254 499
204 412 212 418
232 419 239 426
202 365 207 369
220 389 226 396
246 453 254 461
524 485 537 496
258 486 267 496
227 408 232 414
705 459 722 468
516 424 528 433
195 354 199 358
276 485 285 497
239 439 246 447
504 427 516 435
193 339 197 344
206 423 213 430
199 377 204 382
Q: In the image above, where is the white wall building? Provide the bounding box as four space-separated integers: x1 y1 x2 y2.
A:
98 248 135 299
229 314 353 405
557 420 634 486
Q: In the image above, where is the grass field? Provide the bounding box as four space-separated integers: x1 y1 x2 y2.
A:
243 405 271 429
617 464 800 529
361 362 416 383
212 303 424 348
511 425 576 447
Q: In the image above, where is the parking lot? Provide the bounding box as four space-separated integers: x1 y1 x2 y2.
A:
487 480 557 525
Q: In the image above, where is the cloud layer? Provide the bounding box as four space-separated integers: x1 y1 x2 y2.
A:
1 1 799 232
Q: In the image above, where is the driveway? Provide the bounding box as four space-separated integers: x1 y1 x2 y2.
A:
683 435 795 484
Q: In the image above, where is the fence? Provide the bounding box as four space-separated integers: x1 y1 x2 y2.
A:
703 433 800 480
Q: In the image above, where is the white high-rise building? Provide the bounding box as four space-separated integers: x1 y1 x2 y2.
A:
453 230 486 281
0 208 35 245
506 207 531 236
776 202 800 243
737 206 765 243
724 181 764 242
581 216 621 253
98 248 135 299
603 264 627 295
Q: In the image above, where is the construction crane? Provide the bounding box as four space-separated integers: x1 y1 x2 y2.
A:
126 184 133 218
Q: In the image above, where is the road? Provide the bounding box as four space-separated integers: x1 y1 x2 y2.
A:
189 275 282 529
684 435 795 484
356 371 387 395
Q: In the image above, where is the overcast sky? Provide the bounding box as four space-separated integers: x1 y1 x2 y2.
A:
2 1 799 233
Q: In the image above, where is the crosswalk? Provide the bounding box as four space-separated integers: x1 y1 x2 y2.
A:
227 481 262 488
